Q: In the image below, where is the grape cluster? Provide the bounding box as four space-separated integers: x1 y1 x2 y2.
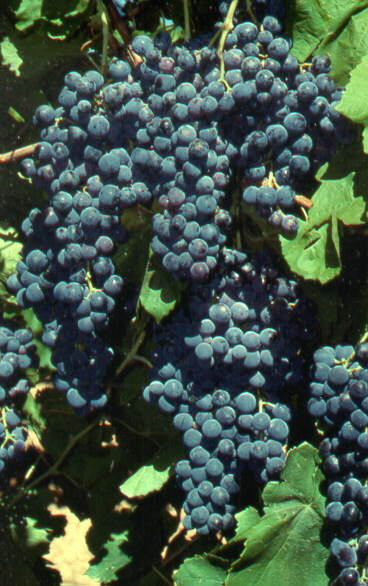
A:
0 322 36 472
127 32 234 281
143 248 315 534
308 341 368 585
212 18 355 232
7 66 144 413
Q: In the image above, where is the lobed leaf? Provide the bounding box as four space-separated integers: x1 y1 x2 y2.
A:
225 444 328 586
173 555 227 585
85 531 131 583
286 0 368 62
138 247 182 322
279 174 365 283
336 53 368 153
119 464 171 499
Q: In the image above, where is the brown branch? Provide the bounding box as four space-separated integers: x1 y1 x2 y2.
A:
0 143 38 164
295 195 314 209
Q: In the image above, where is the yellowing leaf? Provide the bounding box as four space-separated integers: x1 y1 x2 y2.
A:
43 505 98 586
0 37 23 77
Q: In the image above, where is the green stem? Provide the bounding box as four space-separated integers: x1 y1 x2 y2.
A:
151 565 172 585
111 417 161 445
245 0 259 24
115 328 148 377
7 421 97 509
216 0 239 85
183 0 191 40
217 0 239 57
96 0 109 77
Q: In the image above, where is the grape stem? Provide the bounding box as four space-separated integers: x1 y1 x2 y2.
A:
96 0 110 77
245 0 259 24
0 143 38 164
110 417 161 446
115 326 149 378
6 420 98 509
151 565 171 584
0 407 11 449
183 0 191 40
216 0 239 86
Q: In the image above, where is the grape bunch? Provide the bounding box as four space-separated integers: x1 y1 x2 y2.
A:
308 340 368 585
211 16 355 232
127 32 234 281
143 247 315 534
7 66 148 413
0 322 36 472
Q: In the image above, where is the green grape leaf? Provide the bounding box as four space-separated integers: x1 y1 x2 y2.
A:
11 516 50 548
336 53 368 153
328 8 368 85
0 227 23 302
14 0 43 31
85 531 131 583
119 464 171 499
173 555 227 585
286 0 368 62
225 444 328 586
279 174 365 283
230 507 262 543
13 0 93 38
118 436 180 499
0 517 39 585
0 36 23 77
138 247 182 323
23 393 47 435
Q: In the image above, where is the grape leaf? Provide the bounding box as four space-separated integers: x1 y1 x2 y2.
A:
43 504 97 585
0 227 23 302
173 555 227 585
0 36 23 77
286 0 368 62
336 53 368 153
279 174 365 283
14 0 43 31
85 531 131 583
225 444 328 586
0 512 39 586
13 0 93 38
11 516 49 549
138 247 182 323
119 464 171 499
328 8 368 85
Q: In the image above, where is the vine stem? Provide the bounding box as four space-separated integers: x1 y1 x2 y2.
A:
217 0 239 56
96 0 109 77
183 0 191 40
0 143 38 164
295 195 313 210
216 0 239 85
151 565 171 585
7 421 98 509
115 318 151 378
245 0 258 24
